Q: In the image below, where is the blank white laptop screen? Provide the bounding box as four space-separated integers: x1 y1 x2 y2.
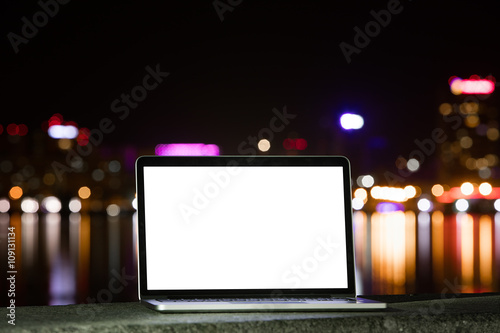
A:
143 165 348 291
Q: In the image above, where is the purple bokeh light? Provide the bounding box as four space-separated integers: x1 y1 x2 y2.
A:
155 143 220 156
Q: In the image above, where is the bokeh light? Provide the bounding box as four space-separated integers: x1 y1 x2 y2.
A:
155 143 220 156
460 182 474 196
455 199 469 212
352 198 364 210
21 197 39 213
257 139 271 152
0 198 10 213
9 186 23 200
41 196 62 213
357 175 374 188
417 198 433 212
69 197 82 213
479 182 492 196
494 199 500 212
407 158 420 172
106 204 121 216
354 188 368 203
340 113 364 130
78 186 91 199
431 184 444 197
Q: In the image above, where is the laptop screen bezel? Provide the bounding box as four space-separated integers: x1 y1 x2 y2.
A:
135 155 356 299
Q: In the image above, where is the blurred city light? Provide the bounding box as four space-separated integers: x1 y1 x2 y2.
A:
494 199 500 212
41 196 62 213
68 197 82 213
48 124 79 139
7 123 28 136
106 204 121 216
432 184 445 197
340 113 364 130
352 198 364 210
131 197 138 210
460 182 474 196
479 182 493 196
108 160 121 173
449 76 495 95
257 139 271 152
155 143 220 156
417 198 433 212
354 188 368 203
357 175 374 188
78 186 91 199
455 199 469 212
21 197 39 213
404 185 417 198
57 139 73 150
282 138 307 150
9 186 23 200
0 198 10 213
370 185 417 202
376 202 404 213
77 128 90 146
407 158 420 172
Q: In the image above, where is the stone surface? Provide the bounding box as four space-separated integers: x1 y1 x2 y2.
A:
3 294 500 332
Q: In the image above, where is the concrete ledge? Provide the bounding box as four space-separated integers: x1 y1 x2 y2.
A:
4 294 500 332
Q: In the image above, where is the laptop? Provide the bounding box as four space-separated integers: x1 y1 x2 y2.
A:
135 155 386 312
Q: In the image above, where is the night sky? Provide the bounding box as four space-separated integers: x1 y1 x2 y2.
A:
1 1 499 174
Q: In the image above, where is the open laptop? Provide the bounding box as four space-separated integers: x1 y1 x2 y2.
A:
135 155 386 312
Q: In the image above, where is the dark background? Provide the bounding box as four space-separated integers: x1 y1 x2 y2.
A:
1 0 499 173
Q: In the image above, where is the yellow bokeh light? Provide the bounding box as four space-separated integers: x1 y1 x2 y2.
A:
479 182 492 196
57 138 73 150
257 139 271 152
78 186 91 199
459 136 473 149
460 182 474 196
404 185 417 199
487 128 499 141
485 154 498 166
459 102 478 114
9 186 23 200
439 103 452 116
431 184 444 197
465 115 479 128
354 188 368 203
43 173 56 185
476 158 488 169
465 158 476 170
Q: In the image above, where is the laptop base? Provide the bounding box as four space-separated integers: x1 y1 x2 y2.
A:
142 297 386 312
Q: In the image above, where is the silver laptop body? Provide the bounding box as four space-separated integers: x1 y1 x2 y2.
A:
135 155 386 312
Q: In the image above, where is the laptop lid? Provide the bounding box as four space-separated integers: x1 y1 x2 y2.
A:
135 155 356 300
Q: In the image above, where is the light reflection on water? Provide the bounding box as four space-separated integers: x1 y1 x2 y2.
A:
354 211 500 295
1 210 499 306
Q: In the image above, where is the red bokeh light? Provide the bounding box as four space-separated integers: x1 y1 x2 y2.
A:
7 124 19 136
48 113 63 127
18 124 28 136
295 138 307 150
283 138 308 150
0 124 3 135
283 138 294 150
77 128 90 146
